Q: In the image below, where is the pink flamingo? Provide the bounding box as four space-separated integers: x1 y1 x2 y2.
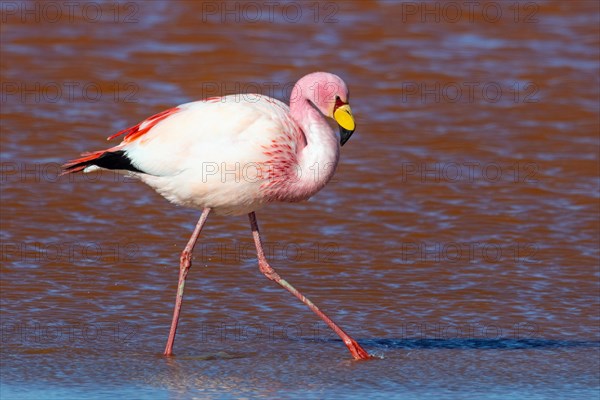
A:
62 72 371 360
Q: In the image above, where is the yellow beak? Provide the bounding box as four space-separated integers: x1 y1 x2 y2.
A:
334 104 355 132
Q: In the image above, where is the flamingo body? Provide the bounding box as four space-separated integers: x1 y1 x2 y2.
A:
65 72 351 215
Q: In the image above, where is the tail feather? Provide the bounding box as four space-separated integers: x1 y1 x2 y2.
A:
62 106 180 176
61 150 143 175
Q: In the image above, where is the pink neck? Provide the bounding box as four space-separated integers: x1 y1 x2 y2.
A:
282 80 340 201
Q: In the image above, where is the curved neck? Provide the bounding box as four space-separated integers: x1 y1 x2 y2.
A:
286 89 340 200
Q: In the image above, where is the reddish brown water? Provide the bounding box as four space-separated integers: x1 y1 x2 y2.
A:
1 1 599 398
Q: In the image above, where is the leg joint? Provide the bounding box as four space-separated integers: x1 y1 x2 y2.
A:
180 250 192 269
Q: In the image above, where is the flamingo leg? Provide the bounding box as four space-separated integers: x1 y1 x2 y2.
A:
248 212 371 360
164 207 211 356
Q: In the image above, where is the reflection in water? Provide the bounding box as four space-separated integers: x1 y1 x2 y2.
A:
1 1 598 398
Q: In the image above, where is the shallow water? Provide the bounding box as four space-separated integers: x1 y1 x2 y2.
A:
1 1 599 398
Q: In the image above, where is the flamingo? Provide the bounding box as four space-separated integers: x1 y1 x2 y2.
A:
62 72 371 360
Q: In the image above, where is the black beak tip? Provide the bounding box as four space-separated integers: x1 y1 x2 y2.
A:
339 126 355 146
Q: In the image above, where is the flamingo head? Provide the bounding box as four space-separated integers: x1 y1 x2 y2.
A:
294 72 356 146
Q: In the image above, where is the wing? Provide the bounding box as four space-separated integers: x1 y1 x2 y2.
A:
120 96 305 177
63 95 306 178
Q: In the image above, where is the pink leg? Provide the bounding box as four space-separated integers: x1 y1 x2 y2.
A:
248 212 371 360
164 208 211 356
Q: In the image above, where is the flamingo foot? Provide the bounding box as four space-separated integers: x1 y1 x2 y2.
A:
345 338 373 360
